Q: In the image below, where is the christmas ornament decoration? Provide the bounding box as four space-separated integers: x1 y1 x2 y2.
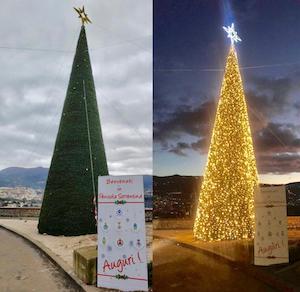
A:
134 238 144 249
103 222 109 231
193 26 258 241
116 208 123 216
116 238 125 248
116 221 122 231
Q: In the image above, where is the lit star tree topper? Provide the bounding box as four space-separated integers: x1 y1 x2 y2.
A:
74 6 92 25
223 23 241 46
193 27 258 241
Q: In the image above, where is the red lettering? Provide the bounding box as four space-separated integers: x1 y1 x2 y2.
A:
102 254 138 273
102 260 111 272
258 242 281 255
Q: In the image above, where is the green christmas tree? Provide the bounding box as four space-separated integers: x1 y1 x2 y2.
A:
38 24 108 236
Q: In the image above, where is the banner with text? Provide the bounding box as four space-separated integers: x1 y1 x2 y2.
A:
254 186 289 266
97 175 148 291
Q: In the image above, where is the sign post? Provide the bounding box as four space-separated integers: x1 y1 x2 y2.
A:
254 186 289 266
97 175 148 291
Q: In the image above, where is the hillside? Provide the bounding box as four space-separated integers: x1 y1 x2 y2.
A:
0 167 48 189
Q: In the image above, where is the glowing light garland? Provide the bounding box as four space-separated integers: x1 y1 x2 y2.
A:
193 45 258 241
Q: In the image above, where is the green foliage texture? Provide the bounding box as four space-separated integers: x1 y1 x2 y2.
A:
38 26 108 235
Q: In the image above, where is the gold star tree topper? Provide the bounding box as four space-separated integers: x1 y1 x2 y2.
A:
74 6 92 25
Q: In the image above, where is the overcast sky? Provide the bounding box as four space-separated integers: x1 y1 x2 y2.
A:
0 0 152 175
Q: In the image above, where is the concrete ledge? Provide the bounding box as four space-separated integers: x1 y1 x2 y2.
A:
153 219 193 230
0 207 40 217
74 246 97 285
0 208 152 222
153 217 300 231
0 224 109 292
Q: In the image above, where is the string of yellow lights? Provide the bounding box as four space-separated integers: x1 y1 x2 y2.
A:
193 45 259 241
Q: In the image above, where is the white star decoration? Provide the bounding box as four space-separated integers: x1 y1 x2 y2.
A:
223 23 242 45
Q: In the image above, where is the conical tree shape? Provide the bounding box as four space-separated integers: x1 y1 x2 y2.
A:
38 26 108 236
193 46 258 241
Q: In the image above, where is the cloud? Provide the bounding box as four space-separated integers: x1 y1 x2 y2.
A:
257 153 300 174
254 122 300 153
0 0 152 175
168 142 190 156
248 76 294 113
155 73 300 143
154 100 216 143
155 73 300 174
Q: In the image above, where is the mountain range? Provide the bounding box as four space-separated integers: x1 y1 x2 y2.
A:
0 167 48 189
0 167 152 191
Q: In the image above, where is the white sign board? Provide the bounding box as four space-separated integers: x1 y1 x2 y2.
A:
254 186 289 266
97 175 148 291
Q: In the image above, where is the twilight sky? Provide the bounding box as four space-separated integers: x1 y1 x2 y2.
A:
154 0 300 183
0 0 152 175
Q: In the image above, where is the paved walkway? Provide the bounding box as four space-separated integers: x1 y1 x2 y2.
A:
154 229 254 263
0 227 81 292
154 229 300 264
0 219 153 266
0 219 152 292
153 238 275 292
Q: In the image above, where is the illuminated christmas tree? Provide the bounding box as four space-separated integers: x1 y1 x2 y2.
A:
193 24 258 241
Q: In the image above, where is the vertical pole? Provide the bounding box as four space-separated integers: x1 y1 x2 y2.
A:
83 80 97 224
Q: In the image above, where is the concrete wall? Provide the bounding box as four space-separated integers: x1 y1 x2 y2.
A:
153 217 300 230
0 207 153 221
0 207 40 217
153 218 194 230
